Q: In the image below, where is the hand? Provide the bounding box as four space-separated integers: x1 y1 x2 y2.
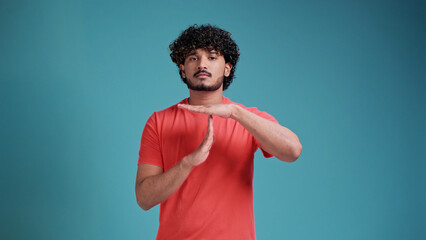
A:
177 104 235 118
183 115 215 168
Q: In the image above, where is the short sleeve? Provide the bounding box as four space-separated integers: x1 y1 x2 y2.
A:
251 109 279 158
137 113 163 168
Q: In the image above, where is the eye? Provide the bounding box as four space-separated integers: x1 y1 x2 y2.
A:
209 56 217 60
189 56 198 61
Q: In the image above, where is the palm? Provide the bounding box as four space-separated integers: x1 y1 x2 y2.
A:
177 104 233 118
185 115 215 167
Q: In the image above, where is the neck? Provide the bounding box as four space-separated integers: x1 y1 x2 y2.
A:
188 88 224 105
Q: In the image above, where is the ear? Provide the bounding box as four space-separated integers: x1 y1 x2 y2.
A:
179 64 186 78
224 63 232 77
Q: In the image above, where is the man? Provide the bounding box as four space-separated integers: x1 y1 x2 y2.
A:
135 24 302 240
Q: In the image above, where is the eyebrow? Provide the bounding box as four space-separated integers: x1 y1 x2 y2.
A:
187 50 219 57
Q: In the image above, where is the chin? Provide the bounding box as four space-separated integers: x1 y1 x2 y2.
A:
187 81 223 92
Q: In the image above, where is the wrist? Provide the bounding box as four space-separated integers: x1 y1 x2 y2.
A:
180 156 195 171
230 104 243 120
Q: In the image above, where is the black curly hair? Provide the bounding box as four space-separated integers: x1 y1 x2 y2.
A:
169 24 240 91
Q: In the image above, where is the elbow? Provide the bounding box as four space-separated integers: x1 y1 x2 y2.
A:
136 197 153 211
139 202 153 211
278 142 302 163
136 186 154 211
292 142 303 161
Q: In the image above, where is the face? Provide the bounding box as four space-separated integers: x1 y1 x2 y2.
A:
179 48 232 91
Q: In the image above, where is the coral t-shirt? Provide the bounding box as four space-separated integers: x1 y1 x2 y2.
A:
138 96 278 240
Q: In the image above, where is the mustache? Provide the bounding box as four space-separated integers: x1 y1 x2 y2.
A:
194 70 212 77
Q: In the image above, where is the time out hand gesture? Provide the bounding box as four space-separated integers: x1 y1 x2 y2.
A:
183 115 215 168
177 104 234 118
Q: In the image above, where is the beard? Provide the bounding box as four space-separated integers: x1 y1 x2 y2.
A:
185 77 223 91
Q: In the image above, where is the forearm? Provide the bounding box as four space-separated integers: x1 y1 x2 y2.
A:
231 105 302 162
136 158 194 210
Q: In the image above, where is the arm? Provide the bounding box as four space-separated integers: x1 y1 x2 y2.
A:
177 104 302 162
135 115 215 211
232 105 302 162
135 160 193 211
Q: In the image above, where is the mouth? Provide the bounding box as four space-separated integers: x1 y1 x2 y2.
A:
194 71 212 78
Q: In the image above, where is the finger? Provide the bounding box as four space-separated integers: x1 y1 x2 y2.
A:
207 115 213 136
209 115 214 134
200 116 213 149
178 104 207 113
179 104 217 116
208 114 212 129
177 104 190 109
205 115 215 148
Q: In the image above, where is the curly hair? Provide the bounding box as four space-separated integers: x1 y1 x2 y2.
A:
169 24 240 91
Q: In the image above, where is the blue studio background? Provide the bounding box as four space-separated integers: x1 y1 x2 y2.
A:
1 0 424 239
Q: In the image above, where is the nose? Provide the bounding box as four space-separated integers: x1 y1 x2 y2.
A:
197 56 208 70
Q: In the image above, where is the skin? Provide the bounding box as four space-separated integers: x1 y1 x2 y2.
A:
180 49 232 93
135 48 302 211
